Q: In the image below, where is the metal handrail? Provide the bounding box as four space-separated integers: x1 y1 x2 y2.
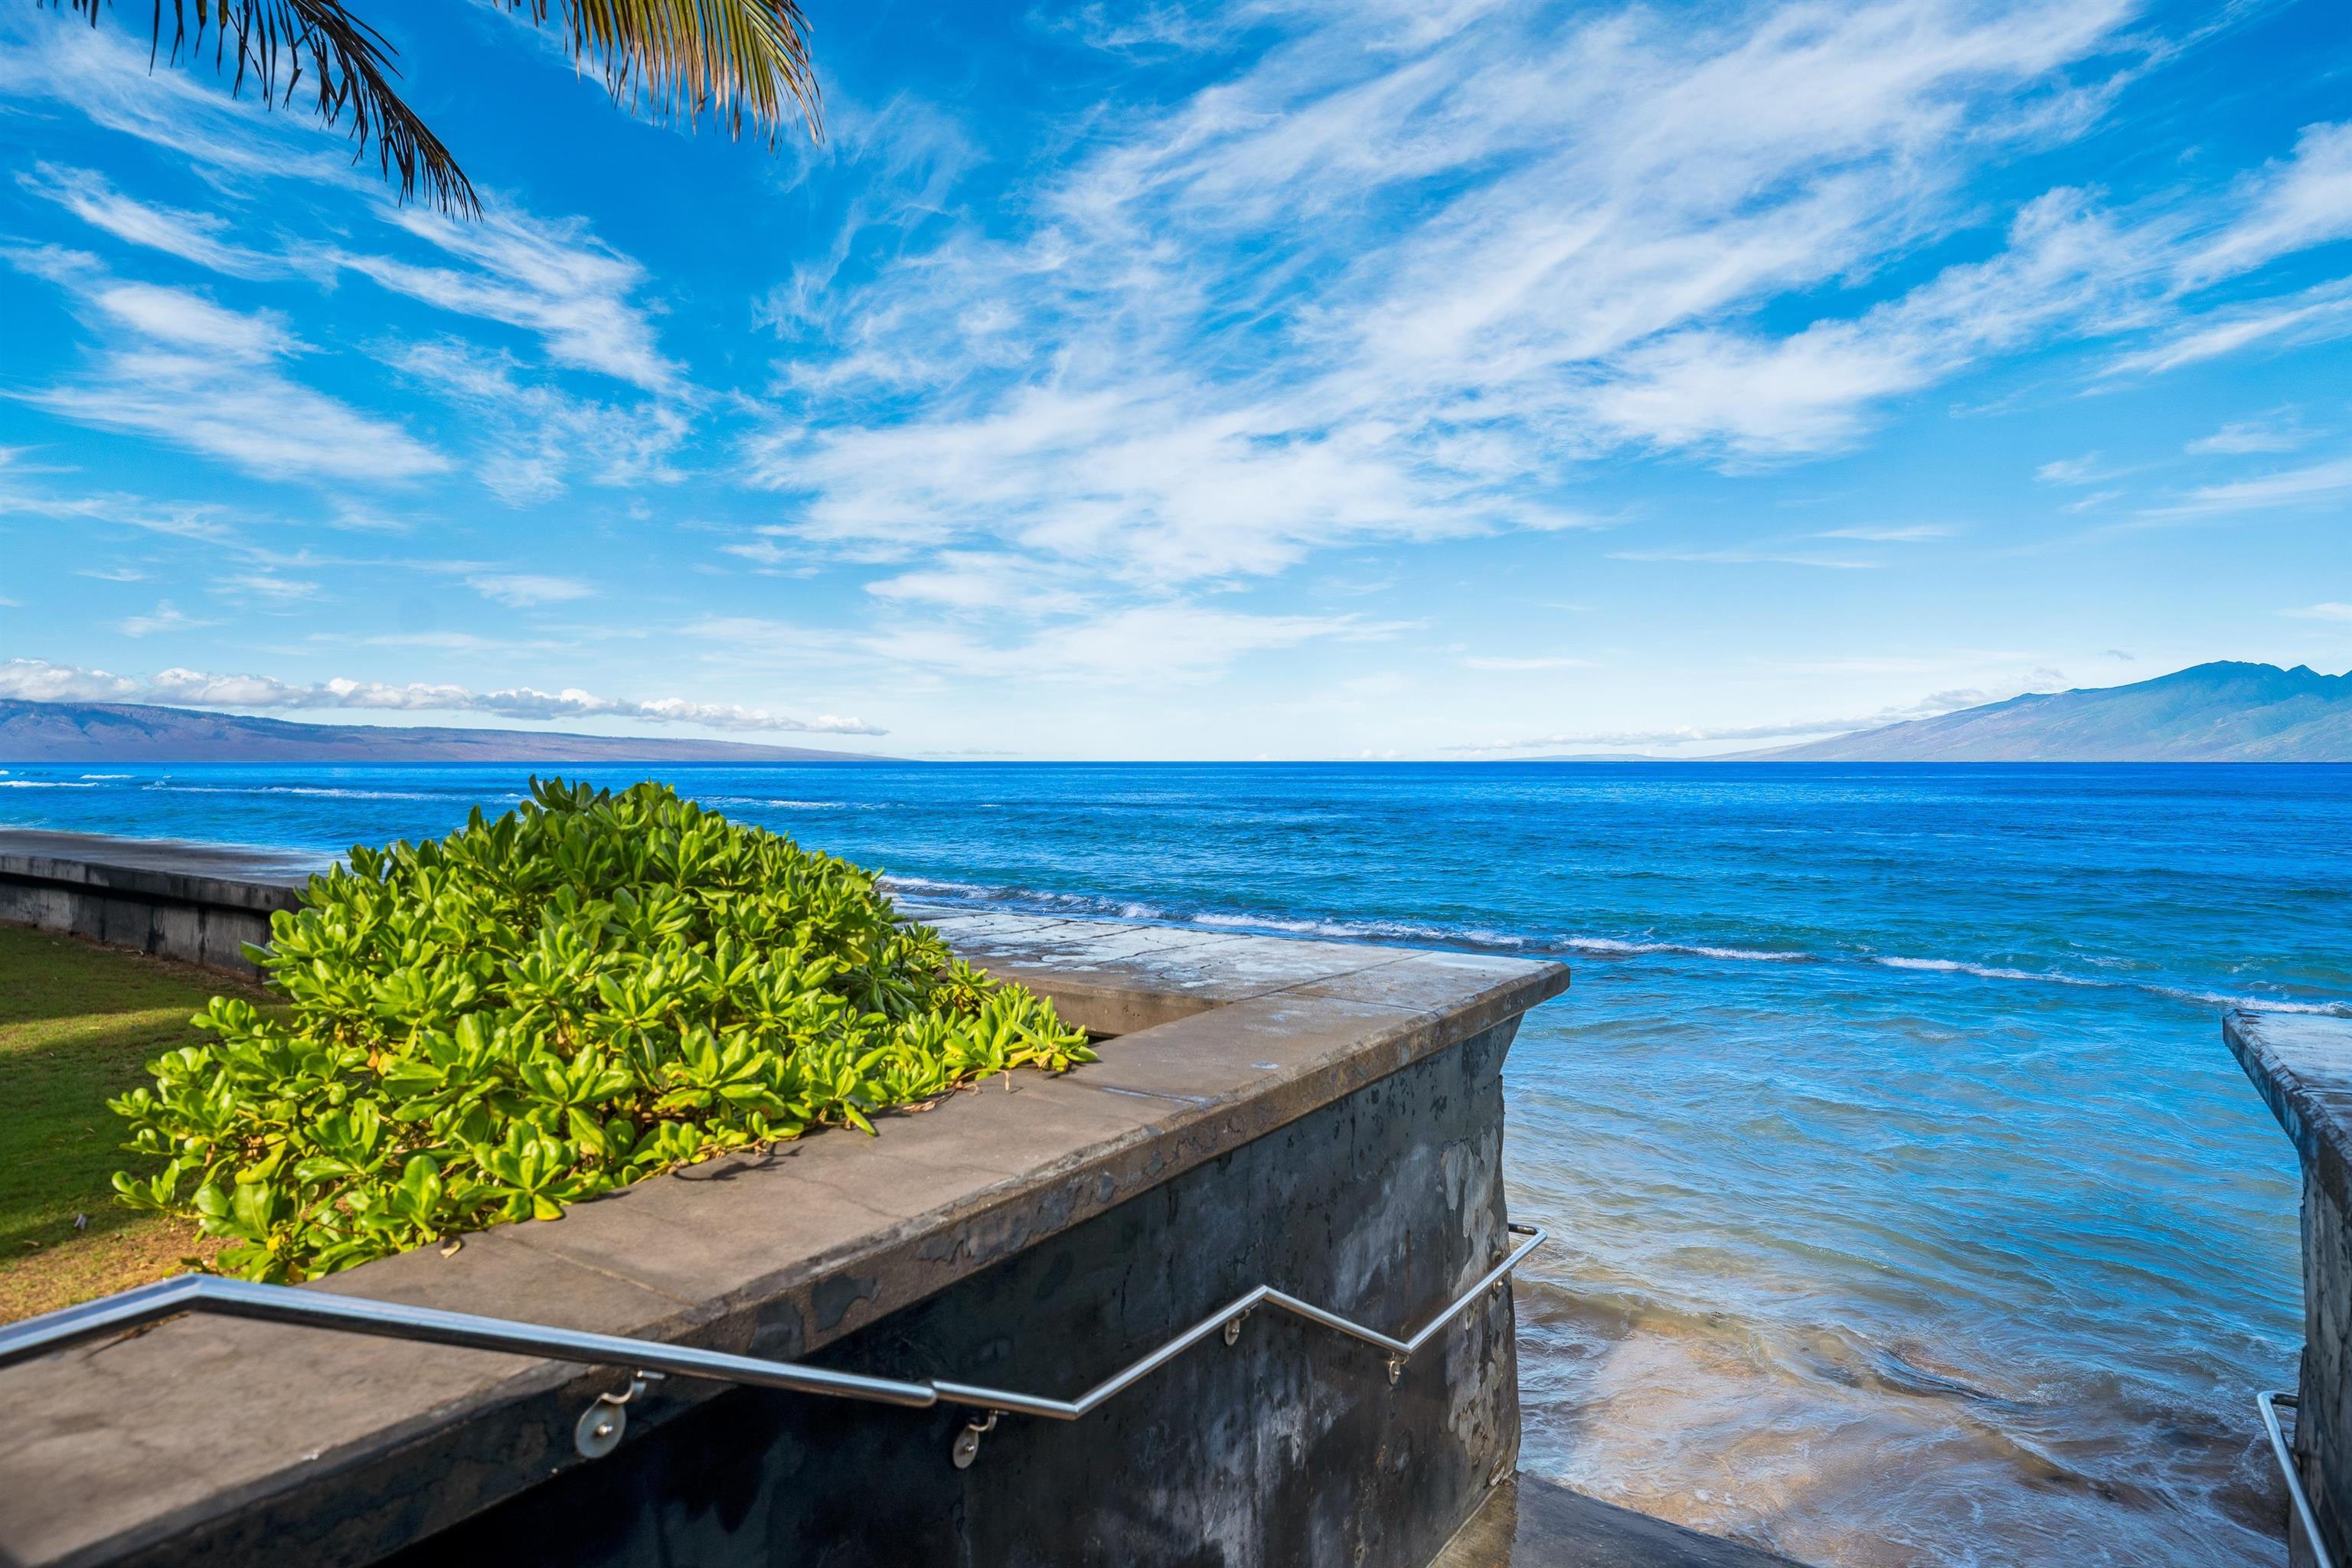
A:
0 1222 1546 1465
2260 1390 2339 1568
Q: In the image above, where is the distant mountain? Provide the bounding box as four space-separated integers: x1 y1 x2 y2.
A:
0 701 892 764
1746 662 2352 762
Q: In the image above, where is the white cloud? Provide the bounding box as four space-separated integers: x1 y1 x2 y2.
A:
116 600 216 636
2187 416 2305 455
2036 453 2109 484
2281 603 2352 622
1608 547 1877 569
16 163 283 278
390 339 686 505
465 573 596 608
2138 456 2352 519
5 250 446 485
1815 524 1953 541
1461 655 1595 671
743 0 2159 583
329 208 680 393
2179 121 2352 288
2109 279 2352 376
0 659 886 735
218 573 320 603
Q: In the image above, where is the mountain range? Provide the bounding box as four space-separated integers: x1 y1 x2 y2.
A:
0 702 888 764
1741 662 2350 762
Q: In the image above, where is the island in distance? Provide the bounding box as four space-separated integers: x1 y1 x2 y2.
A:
1740 660 2351 762
0 701 890 764
1503 662 2350 763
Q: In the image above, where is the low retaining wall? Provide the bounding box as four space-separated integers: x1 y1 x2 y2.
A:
2226 1011 2352 1568
0 829 315 977
0 852 1572 1568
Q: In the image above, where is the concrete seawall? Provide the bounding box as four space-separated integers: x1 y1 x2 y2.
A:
0 829 315 978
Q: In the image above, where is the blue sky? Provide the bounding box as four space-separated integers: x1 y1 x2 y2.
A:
0 0 2347 759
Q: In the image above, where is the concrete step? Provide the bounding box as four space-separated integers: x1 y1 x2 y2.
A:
1432 1475 1809 1568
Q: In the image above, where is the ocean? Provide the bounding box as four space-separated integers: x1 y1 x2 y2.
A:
5 760 2344 1566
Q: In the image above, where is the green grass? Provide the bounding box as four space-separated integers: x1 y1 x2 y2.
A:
0 926 268 1321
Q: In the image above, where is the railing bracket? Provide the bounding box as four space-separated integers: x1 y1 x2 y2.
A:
1223 1308 1251 1347
573 1369 664 1460
952 1410 1001 1470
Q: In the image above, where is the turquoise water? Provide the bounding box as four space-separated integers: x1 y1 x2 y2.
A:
5 761 2344 1565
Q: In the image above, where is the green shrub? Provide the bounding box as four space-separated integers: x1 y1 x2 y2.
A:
110 778 1093 1282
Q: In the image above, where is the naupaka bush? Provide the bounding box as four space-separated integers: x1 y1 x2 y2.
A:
110 778 1093 1281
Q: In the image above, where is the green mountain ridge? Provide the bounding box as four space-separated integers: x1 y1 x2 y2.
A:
1741 662 2352 762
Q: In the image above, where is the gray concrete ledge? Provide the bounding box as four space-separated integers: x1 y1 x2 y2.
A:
0 846 1570 1567
0 829 317 978
2227 1011 2352 1222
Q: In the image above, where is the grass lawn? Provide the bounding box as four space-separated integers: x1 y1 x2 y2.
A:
0 926 266 1323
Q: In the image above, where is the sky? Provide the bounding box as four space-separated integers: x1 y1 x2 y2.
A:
0 0 2347 760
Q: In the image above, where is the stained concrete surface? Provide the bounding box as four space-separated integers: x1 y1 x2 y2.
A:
1433 1475 1807 1568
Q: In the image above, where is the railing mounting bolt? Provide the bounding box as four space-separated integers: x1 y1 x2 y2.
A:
1387 1357 1405 1387
573 1368 665 1459
1223 1308 1251 1347
952 1410 1002 1470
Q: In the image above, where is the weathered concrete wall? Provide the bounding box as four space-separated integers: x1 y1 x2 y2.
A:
0 830 310 978
2295 1166 2351 1568
380 1018 1524 1568
2223 1011 2352 1568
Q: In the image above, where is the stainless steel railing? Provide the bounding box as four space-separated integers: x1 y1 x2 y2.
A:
2260 1390 2339 1568
0 1222 1546 1467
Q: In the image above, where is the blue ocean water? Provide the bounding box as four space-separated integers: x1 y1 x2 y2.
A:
5 760 2345 1566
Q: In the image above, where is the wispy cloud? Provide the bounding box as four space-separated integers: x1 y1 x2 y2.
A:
746 0 2158 589
5 248 446 484
1609 547 1877 569
2281 603 2352 622
1815 524 1953 541
2138 456 2352 519
390 339 686 505
115 600 216 636
464 573 596 608
16 162 284 278
2187 415 2305 455
329 207 681 394
1461 655 1596 671
0 659 885 734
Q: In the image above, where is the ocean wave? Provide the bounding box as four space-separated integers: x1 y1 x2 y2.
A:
0 779 96 789
1871 956 2107 986
1192 911 1531 947
882 874 2349 1015
697 795 863 810
1566 936 1811 963
79 773 132 780
143 784 476 802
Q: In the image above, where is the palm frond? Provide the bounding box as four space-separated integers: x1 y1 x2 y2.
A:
54 1 479 217
520 0 823 146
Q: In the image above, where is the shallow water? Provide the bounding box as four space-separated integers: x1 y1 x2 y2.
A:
5 761 2342 1564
